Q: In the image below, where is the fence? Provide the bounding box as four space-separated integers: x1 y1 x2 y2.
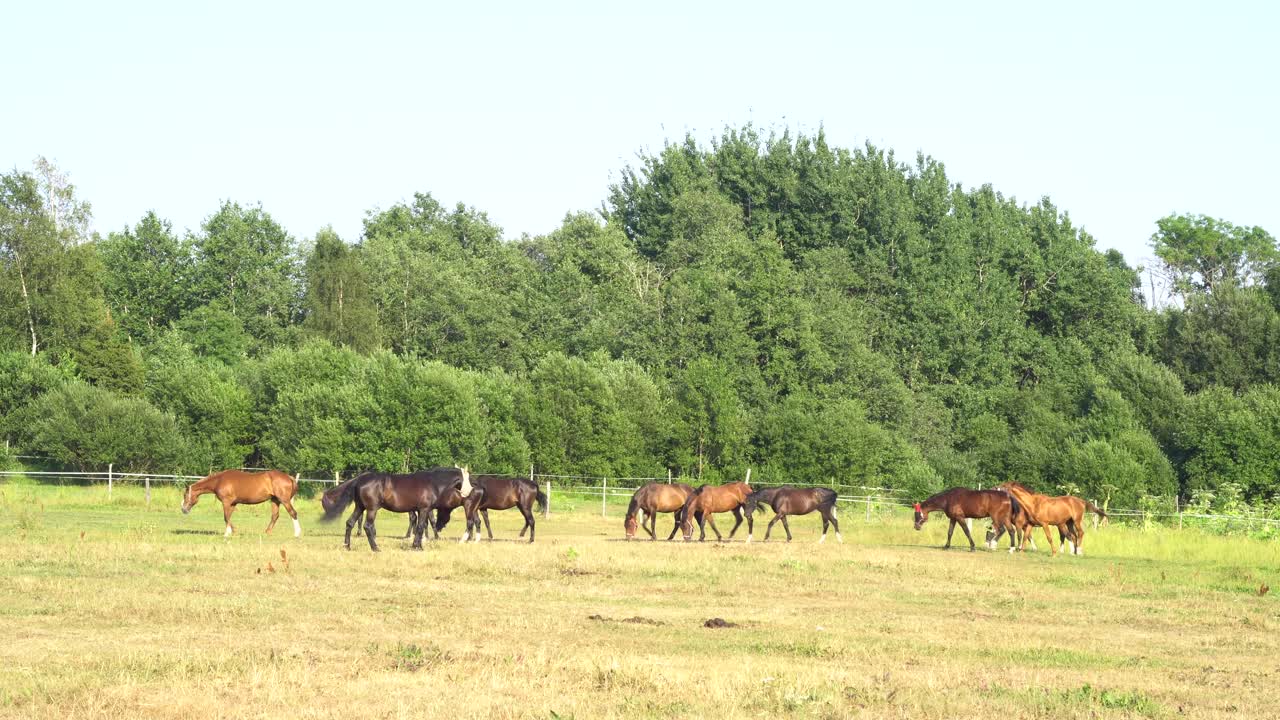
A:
3 464 1280 533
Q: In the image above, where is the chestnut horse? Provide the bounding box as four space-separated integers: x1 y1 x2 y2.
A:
459 475 547 543
624 482 695 541
321 467 472 551
743 486 841 543
681 482 753 542
913 487 1020 552
181 469 300 538
998 482 1107 556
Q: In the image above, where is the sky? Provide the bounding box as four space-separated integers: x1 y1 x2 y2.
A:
4 1 1277 299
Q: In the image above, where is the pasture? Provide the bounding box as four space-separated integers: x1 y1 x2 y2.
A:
1 481 1278 719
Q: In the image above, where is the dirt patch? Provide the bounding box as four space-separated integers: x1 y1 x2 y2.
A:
704 617 737 628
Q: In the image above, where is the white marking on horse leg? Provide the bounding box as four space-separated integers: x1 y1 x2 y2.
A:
472 532 481 543
745 533 752 543
293 519 301 537
1065 539 1075 554
224 525 232 537
1029 538 1038 551
836 532 844 544
818 533 826 544
459 530 469 543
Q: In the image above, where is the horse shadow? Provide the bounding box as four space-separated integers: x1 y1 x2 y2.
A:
171 529 219 536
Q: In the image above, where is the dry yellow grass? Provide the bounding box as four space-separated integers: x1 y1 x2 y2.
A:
1 482 1278 719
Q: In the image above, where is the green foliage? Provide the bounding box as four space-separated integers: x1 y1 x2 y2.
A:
301 227 380 352
1151 213 1277 296
14 381 189 472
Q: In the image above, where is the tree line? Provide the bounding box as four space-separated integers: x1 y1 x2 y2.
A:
2 126 1278 512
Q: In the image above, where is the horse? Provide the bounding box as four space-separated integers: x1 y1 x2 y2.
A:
743 486 842 543
320 467 472 551
459 475 548 543
624 482 696 541
998 482 1108 556
680 481 753 542
181 469 301 538
912 487 1020 552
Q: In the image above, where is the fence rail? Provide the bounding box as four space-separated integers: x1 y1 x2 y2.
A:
4 466 1278 530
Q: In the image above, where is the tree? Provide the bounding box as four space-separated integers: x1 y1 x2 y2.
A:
99 212 191 342
302 227 379 352
1151 213 1277 297
189 201 300 348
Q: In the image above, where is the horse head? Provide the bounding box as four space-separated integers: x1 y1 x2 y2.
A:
180 484 197 514
624 511 639 540
912 502 928 530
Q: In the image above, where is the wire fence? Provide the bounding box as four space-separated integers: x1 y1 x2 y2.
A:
4 462 1280 534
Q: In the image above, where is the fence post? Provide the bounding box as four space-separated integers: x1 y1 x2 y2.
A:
602 477 608 517
108 463 113 500
667 468 672 483
145 476 151 507
866 496 872 522
745 467 752 485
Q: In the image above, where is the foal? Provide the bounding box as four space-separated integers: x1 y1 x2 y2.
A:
743 486 841 543
181 469 300 538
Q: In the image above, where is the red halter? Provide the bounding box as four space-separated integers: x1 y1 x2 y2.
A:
913 503 922 514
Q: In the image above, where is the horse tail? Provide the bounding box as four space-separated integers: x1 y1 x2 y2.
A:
1007 493 1022 526
320 475 362 522
818 487 838 510
535 487 548 515
1084 500 1108 525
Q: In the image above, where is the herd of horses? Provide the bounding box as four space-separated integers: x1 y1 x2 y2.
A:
179 468 1107 556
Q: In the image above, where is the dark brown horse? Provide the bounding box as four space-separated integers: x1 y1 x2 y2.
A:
624 482 695 541
459 475 548 543
913 487 1020 552
181 469 300 537
743 486 841 543
321 467 472 551
681 481 753 542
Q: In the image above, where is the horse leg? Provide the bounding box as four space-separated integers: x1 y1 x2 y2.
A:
265 500 280 534
411 510 428 550
222 499 235 537
402 510 415 539
705 513 723 542
1071 519 1085 556
282 499 301 537
727 507 743 538
1042 523 1056 556
765 514 782 541
519 505 537 544
780 514 793 542
823 507 842 543
958 517 977 551
364 508 380 552
668 509 683 541
344 506 362 549
645 509 658 541
944 519 956 549
482 509 493 541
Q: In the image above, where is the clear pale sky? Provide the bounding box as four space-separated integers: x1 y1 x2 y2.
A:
4 1 1276 282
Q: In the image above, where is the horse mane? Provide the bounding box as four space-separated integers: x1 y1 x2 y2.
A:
1003 481 1032 493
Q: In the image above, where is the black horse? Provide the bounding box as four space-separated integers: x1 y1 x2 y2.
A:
459 475 548 543
743 486 841 543
321 467 472 551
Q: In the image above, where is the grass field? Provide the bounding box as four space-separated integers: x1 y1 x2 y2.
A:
1 481 1278 719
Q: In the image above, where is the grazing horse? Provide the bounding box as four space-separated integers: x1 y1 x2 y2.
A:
624 482 695 541
459 475 548 543
321 467 472 551
743 486 842 543
181 469 300 538
998 482 1108 556
680 482 753 542
913 487 1020 552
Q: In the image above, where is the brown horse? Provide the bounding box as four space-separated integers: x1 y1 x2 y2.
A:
998 482 1107 556
913 487 1020 552
459 475 548 543
624 482 695 541
681 482 753 542
743 486 841 543
321 467 472 551
181 469 300 538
